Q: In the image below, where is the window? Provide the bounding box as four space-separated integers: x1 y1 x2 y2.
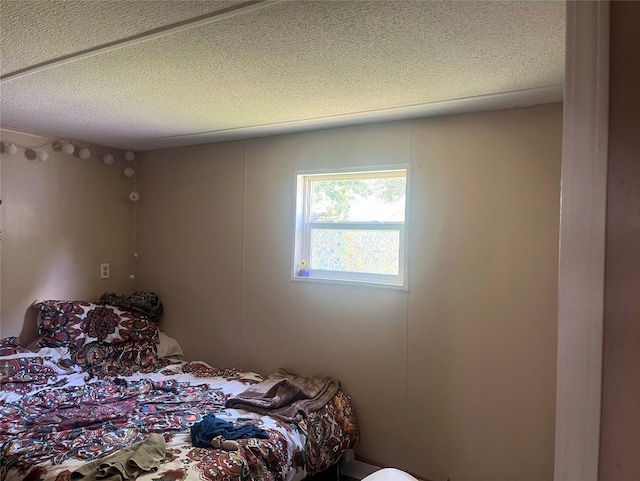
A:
293 166 409 288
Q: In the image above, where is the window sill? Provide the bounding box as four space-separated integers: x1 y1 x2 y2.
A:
291 274 409 291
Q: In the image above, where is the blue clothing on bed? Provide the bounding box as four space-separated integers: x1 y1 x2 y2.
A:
190 414 269 447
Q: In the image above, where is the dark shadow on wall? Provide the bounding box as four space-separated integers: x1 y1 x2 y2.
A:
19 306 39 346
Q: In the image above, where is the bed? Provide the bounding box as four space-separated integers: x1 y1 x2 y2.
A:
0 299 359 481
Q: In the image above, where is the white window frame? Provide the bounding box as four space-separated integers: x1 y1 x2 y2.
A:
292 165 410 289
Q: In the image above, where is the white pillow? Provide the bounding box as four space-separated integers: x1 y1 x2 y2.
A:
157 331 183 359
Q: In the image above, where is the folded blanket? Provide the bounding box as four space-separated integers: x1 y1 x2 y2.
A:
71 433 166 480
225 368 339 422
99 291 163 321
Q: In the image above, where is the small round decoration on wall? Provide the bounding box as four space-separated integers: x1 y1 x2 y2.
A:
61 143 75 154
129 191 140 202
124 167 136 177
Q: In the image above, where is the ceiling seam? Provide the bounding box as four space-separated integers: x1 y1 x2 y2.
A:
0 0 284 83
147 85 565 142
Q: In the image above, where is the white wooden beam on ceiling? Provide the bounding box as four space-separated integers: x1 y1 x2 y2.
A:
0 0 283 83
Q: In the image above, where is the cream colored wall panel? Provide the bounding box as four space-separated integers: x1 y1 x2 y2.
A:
406 105 562 480
134 142 245 368
135 106 562 480
241 123 412 465
0 131 134 342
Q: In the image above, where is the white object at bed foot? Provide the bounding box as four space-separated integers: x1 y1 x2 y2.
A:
362 468 419 481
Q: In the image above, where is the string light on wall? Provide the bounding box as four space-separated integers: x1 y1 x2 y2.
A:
62 143 74 154
2 136 141 207
52 140 75 155
1 138 136 167
3 141 49 161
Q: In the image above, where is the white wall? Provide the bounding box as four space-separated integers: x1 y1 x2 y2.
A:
134 140 245 366
0 130 135 342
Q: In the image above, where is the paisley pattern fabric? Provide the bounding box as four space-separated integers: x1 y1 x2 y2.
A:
72 339 169 377
299 390 360 475
99 291 164 322
33 300 159 349
33 300 93 349
0 346 359 481
0 337 28 356
31 300 164 378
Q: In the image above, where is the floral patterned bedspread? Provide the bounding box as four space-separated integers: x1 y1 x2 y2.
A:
0 344 359 481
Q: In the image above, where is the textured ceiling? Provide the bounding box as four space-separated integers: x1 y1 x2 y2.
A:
0 0 565 151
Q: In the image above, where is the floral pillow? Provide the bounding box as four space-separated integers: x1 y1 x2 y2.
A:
33 300 159 350
33 300 92 349
81 305 158 345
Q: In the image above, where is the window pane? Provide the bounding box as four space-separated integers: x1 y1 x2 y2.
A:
309 176 406 222
310 229 400 275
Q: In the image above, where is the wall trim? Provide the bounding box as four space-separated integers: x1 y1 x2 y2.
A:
555 1 609 480
130 85 563 150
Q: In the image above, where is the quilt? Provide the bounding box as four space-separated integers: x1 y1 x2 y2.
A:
0 341 359 481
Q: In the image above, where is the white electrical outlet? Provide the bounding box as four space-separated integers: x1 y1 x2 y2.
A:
100 263 110 279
